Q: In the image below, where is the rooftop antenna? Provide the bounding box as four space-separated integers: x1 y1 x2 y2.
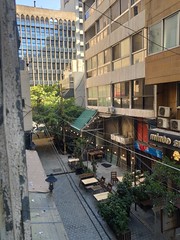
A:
34 1 36 7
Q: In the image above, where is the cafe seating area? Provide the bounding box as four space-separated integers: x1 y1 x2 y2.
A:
79 172 115 201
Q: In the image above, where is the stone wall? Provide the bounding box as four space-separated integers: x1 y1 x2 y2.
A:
0 0 31 239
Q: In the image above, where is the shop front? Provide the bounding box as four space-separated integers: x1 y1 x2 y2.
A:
148 128 180 162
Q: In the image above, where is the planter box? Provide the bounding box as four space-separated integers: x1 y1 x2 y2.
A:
138 199 153 211
116 230 131 240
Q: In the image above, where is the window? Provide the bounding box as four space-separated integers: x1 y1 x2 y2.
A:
177 83 180 107
111 1 120 21
121 38 130 57
104 49 111 63
113 82 129 108
132 79 154 109
121 0 128 14
98 52 104 66
92 56 97 69
164 13 178 49
112 44 120 60
149 12 179 55
132 32 143 52
98 85 111 106
87 87 98 106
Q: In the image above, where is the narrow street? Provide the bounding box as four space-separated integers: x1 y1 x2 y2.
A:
34 138 154 240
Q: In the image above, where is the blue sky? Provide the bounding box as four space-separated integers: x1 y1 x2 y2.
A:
16 0 61 10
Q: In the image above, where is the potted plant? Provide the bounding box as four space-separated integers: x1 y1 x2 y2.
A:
98 193 131 240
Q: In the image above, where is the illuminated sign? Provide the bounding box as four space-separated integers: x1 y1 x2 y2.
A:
149 129 180 150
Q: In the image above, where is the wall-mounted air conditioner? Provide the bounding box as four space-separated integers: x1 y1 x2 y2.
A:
170 119 180 131
108 106 115 114
158 106 171 118
157 117 169 129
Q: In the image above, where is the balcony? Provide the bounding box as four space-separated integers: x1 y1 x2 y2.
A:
111 134 133 145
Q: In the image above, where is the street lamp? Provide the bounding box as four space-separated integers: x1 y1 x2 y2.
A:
45 173 57 193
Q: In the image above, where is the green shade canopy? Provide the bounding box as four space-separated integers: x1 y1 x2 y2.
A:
71 109 97 131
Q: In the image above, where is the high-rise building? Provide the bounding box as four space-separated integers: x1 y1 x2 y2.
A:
61 0 84 60
16 5 76 86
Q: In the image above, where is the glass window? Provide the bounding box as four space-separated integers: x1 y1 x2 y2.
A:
113 82 129 108
121 38 130 57
98 85 111 106
92 56 97 69
86 59 91 71
104 49 111 63
98 52 104 66
132 32 143 52
112 44 120 60
87 87 98 106
149 22 162 54
111 1 120 20
132 79 154 109
164 13 178 49
177 83 180 107
121 0 128 14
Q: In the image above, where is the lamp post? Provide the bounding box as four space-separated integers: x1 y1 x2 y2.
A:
45 173 57 193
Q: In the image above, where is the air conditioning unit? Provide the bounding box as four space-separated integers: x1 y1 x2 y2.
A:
158 106 171 118
157 117 169 129
108 106 115 114
170 119 180 131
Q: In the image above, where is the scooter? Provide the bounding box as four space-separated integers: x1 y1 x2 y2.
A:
49 182 54 193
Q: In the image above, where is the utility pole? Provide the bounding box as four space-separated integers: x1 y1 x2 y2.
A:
60 72 67 154
0 0 31 239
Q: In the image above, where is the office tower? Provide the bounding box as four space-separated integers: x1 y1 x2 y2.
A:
16 5 76 86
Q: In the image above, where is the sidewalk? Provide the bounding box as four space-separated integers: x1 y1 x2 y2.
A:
30 139 167 240
26 149 69 240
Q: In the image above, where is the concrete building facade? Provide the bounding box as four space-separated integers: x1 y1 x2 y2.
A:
83 0 180 171
16 5 76 86
145 0 180 165
0 0 31 239
83 0 158 171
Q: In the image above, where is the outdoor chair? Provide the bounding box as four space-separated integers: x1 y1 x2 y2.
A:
106 182 113 193
111 171 118 185
89 176 106 193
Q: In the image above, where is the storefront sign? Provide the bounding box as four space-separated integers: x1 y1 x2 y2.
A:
149 129 180 150
134 141 163 159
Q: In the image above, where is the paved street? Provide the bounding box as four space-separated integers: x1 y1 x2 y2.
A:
32 137 155 240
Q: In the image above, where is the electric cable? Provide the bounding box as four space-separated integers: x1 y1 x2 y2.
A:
83 2 180 56
42 125 112 240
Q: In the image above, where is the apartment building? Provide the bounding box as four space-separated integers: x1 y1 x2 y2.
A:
83 0 180 171
83 0 159 171
145 0 180 162
16 5 76 86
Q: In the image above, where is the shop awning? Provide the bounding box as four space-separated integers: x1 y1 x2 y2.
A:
71 109 97 131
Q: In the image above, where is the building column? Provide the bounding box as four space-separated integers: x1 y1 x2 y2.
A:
0 0 31 239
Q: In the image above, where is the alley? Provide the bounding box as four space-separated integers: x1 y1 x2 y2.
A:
32 137 154 240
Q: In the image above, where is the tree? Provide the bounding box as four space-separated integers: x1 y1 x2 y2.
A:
30 85 84 146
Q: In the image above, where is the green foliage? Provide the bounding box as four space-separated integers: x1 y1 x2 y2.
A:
30 85 84 136
73 137 87 160
98 193 129 236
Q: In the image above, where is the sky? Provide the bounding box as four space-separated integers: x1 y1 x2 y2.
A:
16 0 61 10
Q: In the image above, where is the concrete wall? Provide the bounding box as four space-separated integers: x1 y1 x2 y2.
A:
0 0 31 239
21 70 33 132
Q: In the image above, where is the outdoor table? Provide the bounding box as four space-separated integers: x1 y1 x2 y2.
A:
93 191 109 201
117 176 123 182
68 158 79 168
81 177 98 186
88 150 104 161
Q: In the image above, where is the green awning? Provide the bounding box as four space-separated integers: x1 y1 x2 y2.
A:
71 109 97 131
